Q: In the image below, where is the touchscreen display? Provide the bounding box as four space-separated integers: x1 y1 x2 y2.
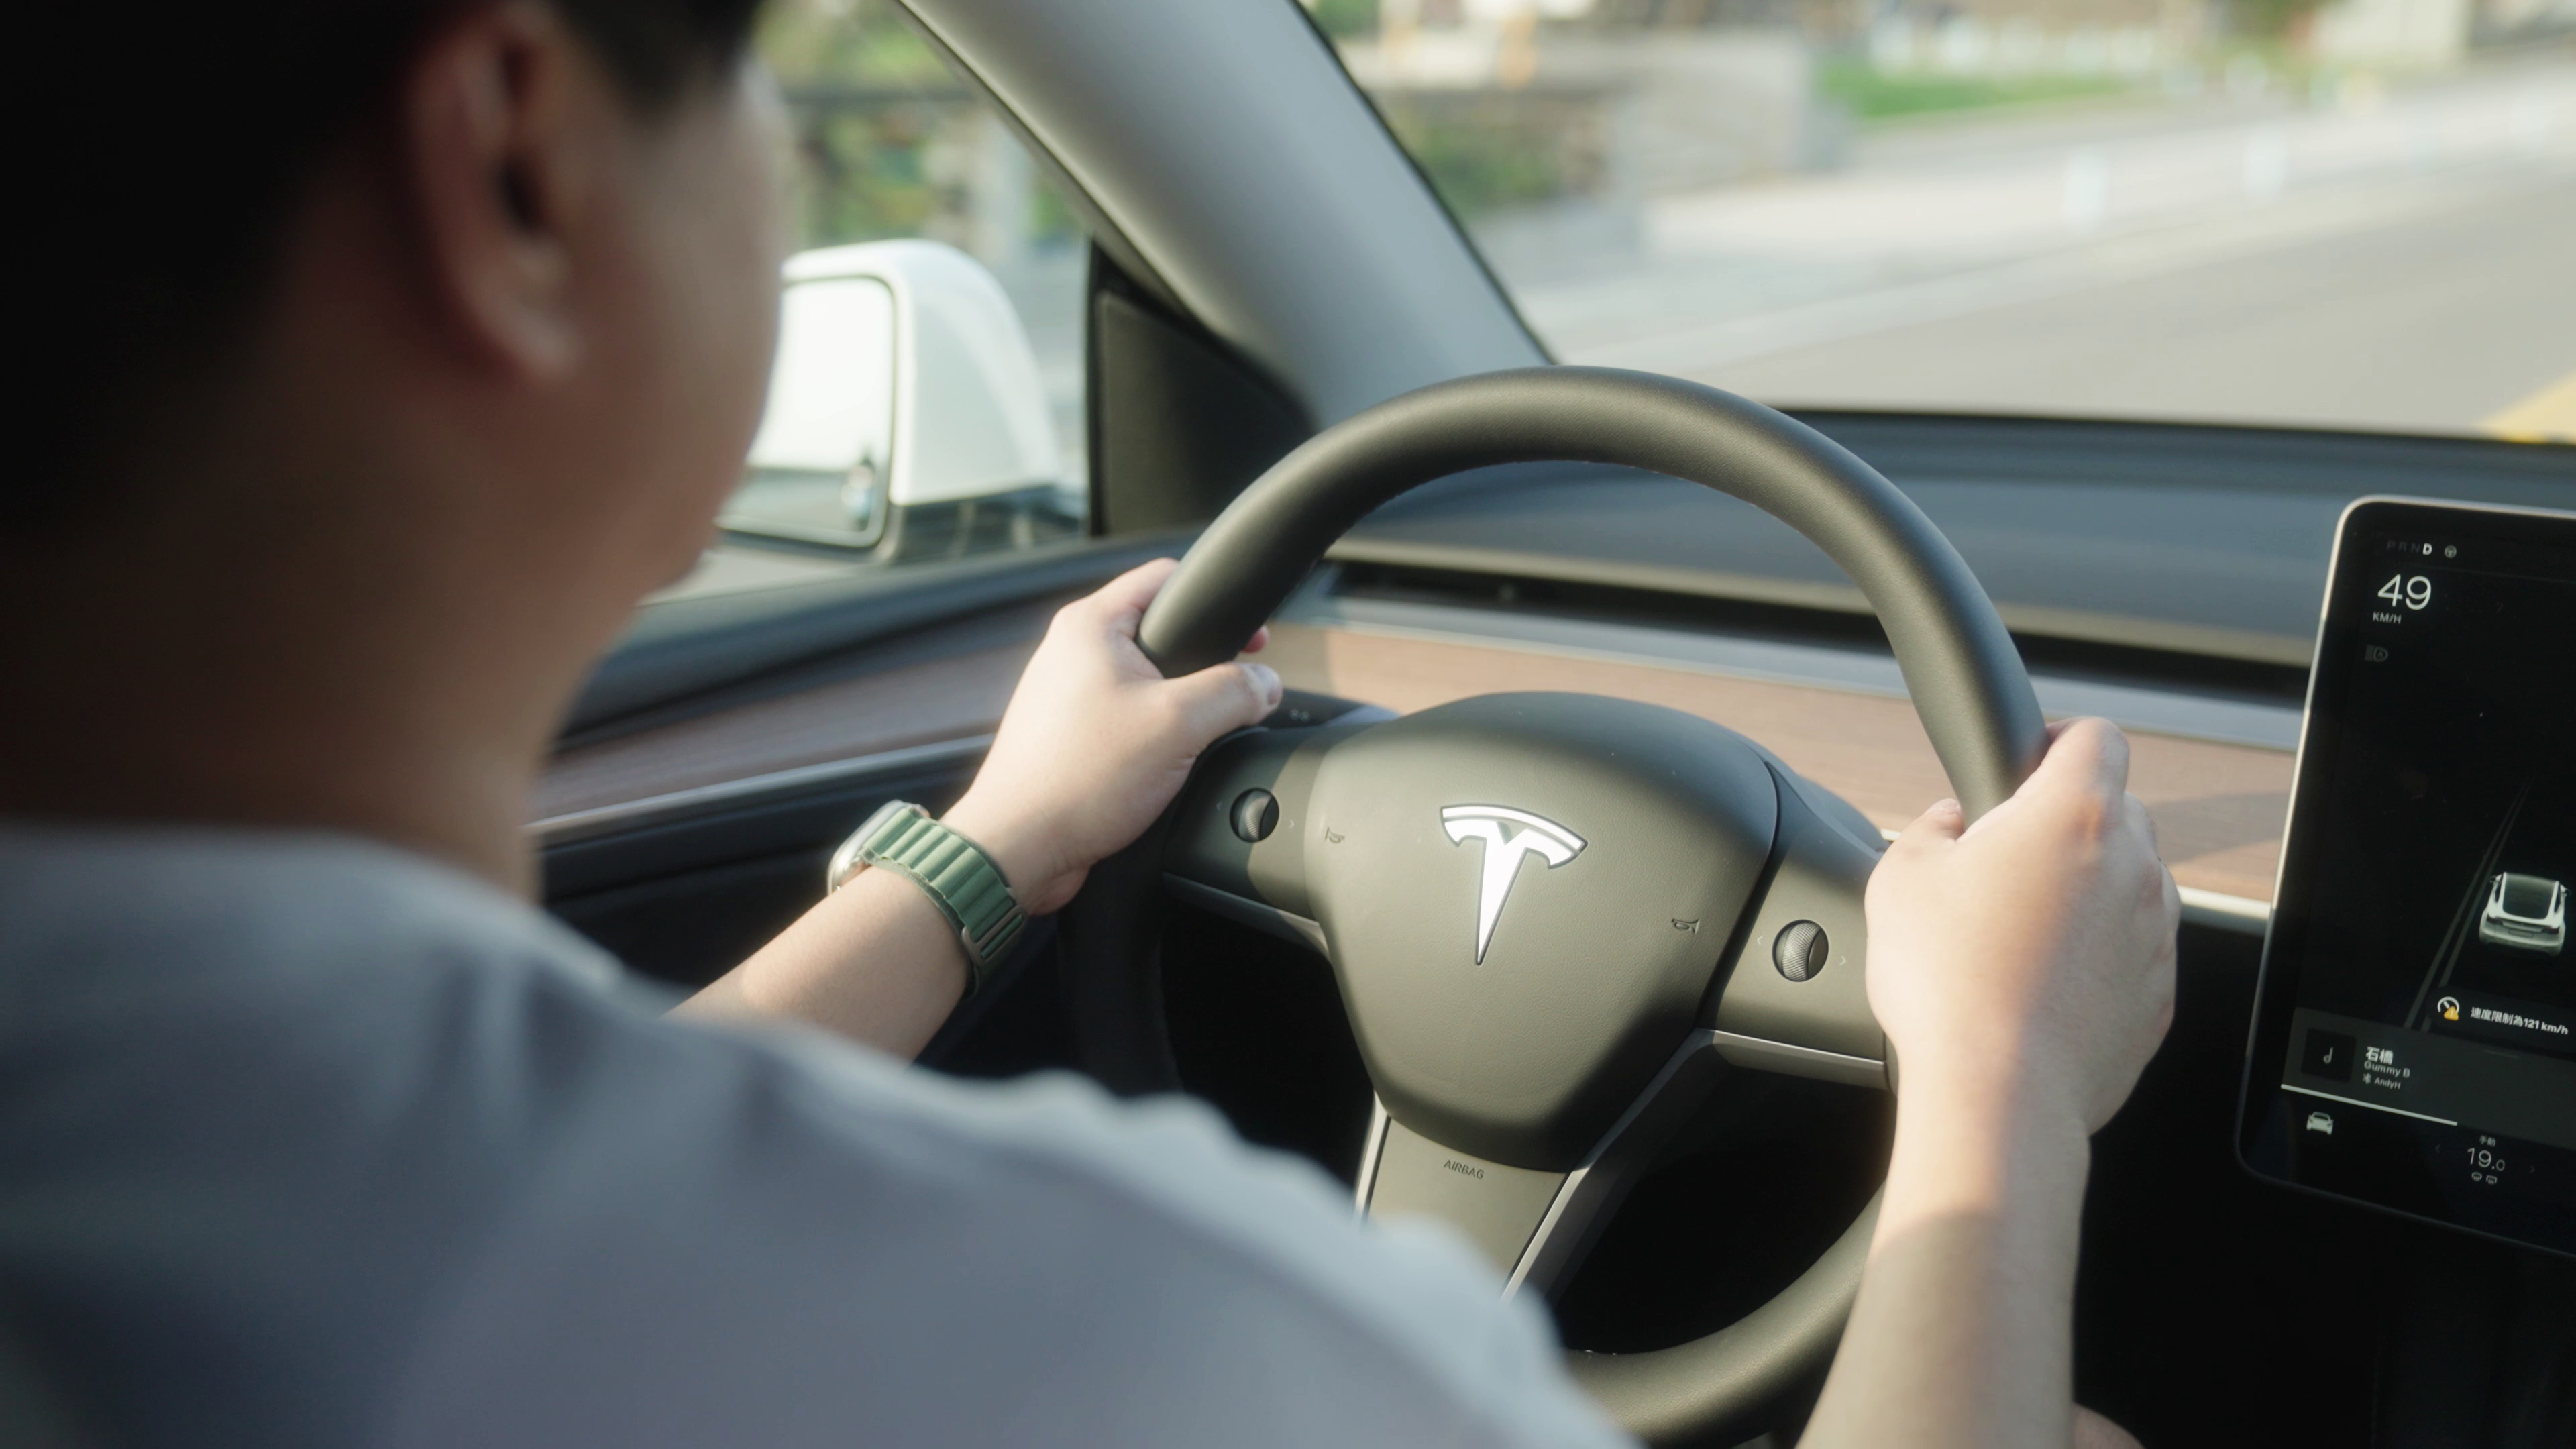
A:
2241 498 2576 1257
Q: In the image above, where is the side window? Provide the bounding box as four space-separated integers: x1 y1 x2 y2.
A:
722 0 1087 564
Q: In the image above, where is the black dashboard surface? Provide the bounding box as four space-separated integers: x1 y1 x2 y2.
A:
583 417 2573 740
1338 414 2576 667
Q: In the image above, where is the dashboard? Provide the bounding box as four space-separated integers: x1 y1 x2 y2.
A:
549 415 2576 947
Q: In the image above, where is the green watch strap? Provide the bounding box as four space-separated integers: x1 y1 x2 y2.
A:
830 801 1026 993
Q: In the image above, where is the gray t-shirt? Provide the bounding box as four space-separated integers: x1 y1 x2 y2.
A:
0 826 1631 1448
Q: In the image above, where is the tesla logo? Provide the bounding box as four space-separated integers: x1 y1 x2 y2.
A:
1441 806 1585 963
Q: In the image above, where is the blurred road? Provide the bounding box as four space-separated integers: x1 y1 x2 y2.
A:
1698 172 2576 436
1502 56 2576 439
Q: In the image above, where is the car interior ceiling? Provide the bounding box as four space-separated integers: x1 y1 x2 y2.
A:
536 7 2576 1439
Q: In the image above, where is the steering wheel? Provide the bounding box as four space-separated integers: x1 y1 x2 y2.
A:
1059 367 2046 1445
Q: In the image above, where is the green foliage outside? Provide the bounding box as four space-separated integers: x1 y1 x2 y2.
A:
2224 0 2327 39
756 0 1075 254
1815 62 2135 123
1309 0 1381 38
1376 94 1604 219
775 102 949 246
757 0 947 88
1390 121 1564 217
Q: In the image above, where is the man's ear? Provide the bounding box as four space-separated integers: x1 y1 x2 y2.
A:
400 0 603 381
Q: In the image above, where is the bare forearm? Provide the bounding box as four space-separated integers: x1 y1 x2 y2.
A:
1801 1082 2092 1448
669 561 1281 1063
675 866 968 1059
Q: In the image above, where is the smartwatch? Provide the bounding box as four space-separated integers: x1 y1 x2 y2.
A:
827 800 1026 994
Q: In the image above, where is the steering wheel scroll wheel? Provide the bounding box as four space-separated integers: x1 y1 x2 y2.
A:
1061 366 2046 1445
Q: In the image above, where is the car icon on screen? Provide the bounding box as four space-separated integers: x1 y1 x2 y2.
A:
2479 873 2567 957
2306 1112 2334 1135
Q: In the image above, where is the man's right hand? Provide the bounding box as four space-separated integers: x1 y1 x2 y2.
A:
1863 716 2180 1138
1801 719 2176 1449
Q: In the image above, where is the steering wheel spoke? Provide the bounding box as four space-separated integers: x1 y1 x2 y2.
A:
1357 1030 1730 1301
1158 721 1359 954
1706 773 1890 1091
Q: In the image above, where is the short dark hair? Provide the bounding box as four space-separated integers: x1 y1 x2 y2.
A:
13 0 765 534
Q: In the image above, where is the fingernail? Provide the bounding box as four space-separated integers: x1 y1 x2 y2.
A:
1247 662 1282 708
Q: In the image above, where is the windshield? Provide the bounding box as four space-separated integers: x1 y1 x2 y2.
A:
1313 1 2576 442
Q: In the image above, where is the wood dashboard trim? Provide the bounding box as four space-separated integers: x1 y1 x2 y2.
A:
1256 622 2292 909
531 607 2292 921
534 611 1042 824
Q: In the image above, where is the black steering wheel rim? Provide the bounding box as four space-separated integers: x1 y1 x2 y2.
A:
1063 366 2045 1444
1136 366 2044 817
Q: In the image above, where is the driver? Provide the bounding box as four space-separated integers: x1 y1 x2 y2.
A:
1 4 2177 1446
